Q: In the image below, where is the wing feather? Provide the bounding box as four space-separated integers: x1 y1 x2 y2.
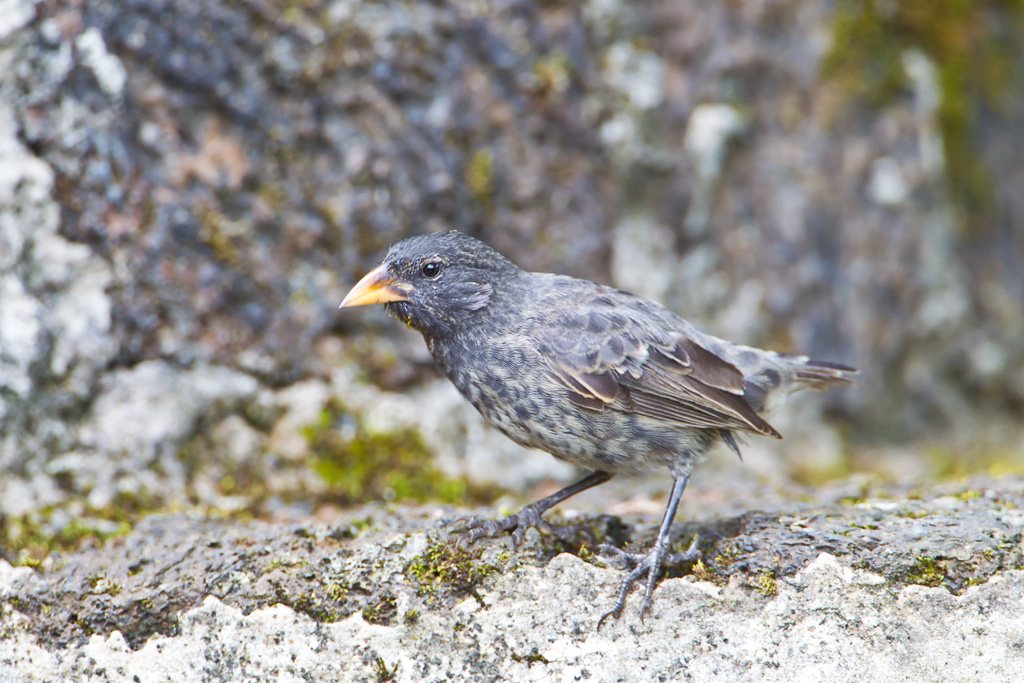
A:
534 287 781 439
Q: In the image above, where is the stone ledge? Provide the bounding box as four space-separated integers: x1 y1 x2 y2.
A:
2 479 1023 682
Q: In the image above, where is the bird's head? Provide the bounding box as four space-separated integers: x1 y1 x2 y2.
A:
340 231 521 337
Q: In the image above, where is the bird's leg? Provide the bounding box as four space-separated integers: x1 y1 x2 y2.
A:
454 471 613 549
597 467 697 627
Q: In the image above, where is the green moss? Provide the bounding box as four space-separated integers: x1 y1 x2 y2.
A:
711 545 742 572
257 182 289 212
896 508 934 519
362 593 398 625
684 545 743 587
349 517 371 533
511 648 551 666
0 511 132 567
690 558 712 582
906 556 946 587
531 52 572 98
195 202 244 267
304 404 500 506
756 571 778 596
263 557 306 574
983 452 1024 478
577 545 600 566
373 655 397 682
919 443 1024 480
102 489 167 522
842 520 879 533
87 574 122 597
405 538 498 605
282 593 343 622
790 457 853 488
465 148 494 199
823 0 1024 234
325 580 349 602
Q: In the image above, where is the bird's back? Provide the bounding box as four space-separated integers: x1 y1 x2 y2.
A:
428 271 854 475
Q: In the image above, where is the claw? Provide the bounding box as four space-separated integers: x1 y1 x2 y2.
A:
450 505 595 551
451 471 615 553
553 522 598 546
664 534 704 566
592 472 703 626
452 515 518 549
595 534 705 627
597 603 623 631
595 543 632 570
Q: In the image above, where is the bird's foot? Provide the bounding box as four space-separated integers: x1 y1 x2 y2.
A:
596 535 702 628
453 503 592 551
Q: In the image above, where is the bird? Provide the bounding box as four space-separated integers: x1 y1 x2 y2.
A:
340 230 856 624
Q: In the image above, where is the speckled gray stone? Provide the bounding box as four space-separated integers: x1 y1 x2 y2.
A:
2 491 1023 682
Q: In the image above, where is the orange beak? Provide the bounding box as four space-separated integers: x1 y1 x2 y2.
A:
339 263 413 308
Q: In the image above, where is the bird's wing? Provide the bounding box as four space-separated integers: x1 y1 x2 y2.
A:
533 290 780 438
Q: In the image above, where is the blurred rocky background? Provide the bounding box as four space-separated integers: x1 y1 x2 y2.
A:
1 0 1023 572
3 1 1024 678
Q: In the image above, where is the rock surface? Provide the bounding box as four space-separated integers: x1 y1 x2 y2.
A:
2 1 1024 679
6 556 1024 683
1 0 1023 533
2 477 1023 682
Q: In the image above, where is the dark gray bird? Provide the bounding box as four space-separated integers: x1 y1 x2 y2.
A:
340 231 855 624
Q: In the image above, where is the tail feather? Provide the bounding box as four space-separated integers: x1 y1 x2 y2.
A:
795 358 858 387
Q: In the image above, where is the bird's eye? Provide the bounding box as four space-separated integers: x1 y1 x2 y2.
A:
421 261 443 279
